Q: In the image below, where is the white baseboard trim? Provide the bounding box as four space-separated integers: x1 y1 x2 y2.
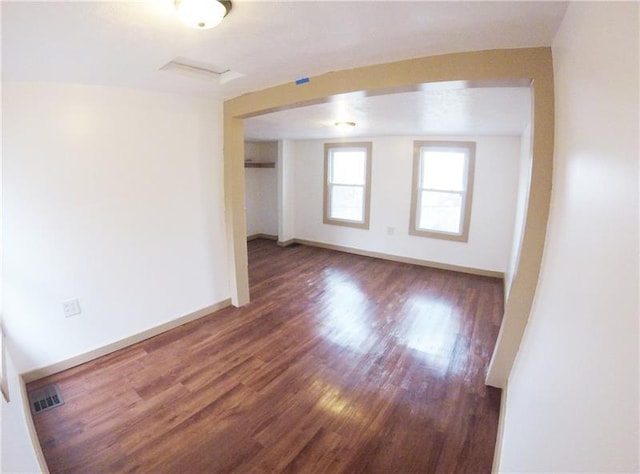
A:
503 279 509 312
247 233 278 241
22 299 232 383
277 238 296 247
291 238 504 279
492 383 508 473
18 374 51 473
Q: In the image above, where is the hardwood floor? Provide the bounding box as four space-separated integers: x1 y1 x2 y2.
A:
28 239 503 473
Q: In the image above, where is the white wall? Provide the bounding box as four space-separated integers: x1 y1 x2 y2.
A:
293 135 521 273
245 168 278 237
504 124 532 299
245 141 278 237
498 3 639 472
3 83 230 374
278 140 296 243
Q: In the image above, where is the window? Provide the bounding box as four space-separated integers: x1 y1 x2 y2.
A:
410 141 475 242
323 142 372 229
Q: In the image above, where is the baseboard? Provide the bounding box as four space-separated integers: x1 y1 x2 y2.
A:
18 374 50 473
247 233 278 241
277 239 296 247
503 279 508 311
1 329 9 402
291 238 504 279
492 383 508 473
22 299 232 383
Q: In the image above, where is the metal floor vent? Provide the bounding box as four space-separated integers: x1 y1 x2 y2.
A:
28 384 64 415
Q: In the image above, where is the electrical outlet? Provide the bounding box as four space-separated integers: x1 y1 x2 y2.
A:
62 298 81 318
387 226 395 236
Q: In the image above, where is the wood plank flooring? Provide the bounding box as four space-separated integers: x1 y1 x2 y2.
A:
28 239 503 473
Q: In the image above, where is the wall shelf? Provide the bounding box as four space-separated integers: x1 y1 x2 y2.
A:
245 162 275 168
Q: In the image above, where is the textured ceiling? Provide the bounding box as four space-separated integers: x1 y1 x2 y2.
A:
2 1 564 139
2 1 567 99
244 86 532 140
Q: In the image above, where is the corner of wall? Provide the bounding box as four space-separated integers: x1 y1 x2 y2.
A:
1 347 46 473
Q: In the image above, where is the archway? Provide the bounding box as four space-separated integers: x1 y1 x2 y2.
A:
223 47 554 387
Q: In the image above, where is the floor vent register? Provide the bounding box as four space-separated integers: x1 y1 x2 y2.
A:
28 384 65 415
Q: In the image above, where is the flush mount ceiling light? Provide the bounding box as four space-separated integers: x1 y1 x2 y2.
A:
335 121 357 129
175 0 232 29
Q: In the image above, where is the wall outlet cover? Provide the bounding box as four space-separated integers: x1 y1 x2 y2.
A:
62 298 81 318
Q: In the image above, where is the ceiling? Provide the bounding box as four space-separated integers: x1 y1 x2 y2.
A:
244 86 532 140
2 1 566 140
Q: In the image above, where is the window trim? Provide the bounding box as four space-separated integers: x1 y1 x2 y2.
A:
409 140 475 242
323 142 372 229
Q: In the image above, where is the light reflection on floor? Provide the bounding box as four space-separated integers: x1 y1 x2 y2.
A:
318 268 375 352
402 295 465 375
315 384 358 418
318 267 469 376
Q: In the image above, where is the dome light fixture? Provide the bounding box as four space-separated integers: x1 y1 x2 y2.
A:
334 121 357 129
175 0 232 29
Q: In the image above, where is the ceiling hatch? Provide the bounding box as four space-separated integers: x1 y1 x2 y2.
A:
160 57 244 85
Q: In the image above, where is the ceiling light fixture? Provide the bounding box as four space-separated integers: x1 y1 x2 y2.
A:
335 121 356 129
175 0 232 29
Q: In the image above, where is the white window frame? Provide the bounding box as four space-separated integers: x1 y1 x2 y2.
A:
409 141 475 242
323 142 372 229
